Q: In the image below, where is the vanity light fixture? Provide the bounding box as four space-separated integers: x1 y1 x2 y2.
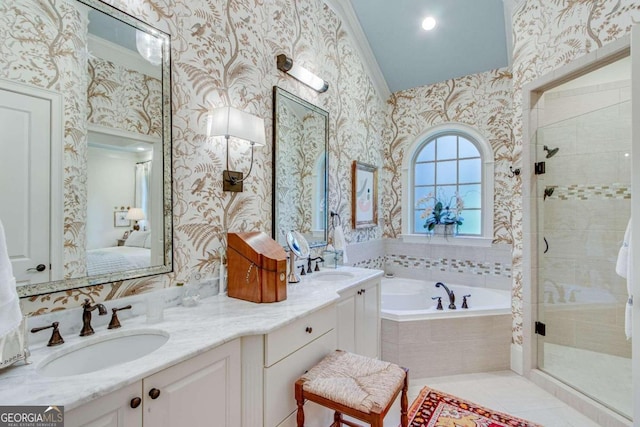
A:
208 106 266 192
276 54 328 93
136 30 162 66
126 208 145 231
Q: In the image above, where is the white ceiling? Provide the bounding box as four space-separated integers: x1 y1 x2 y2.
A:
348 0 510 93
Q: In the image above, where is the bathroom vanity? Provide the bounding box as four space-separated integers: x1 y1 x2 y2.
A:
0 267 382 427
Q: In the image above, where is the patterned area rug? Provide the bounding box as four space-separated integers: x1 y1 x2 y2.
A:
408 386 543 427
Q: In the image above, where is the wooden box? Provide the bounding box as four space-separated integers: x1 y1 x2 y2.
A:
227 232 287 303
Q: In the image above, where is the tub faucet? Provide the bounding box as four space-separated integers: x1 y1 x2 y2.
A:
80 299 107 336
435 282 456 309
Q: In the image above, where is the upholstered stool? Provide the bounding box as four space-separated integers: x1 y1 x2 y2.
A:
295 350 408 427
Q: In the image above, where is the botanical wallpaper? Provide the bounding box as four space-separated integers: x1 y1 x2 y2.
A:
87 56 163 137
382 68 514 241
18 0 387 314
275 100 325 242
0 0 89 279
13 0 640 346
509 0 640 345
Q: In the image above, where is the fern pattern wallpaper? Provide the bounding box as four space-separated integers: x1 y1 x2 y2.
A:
8 0 640 343
88 57 163 137
274 99 326 242
15 0 386 314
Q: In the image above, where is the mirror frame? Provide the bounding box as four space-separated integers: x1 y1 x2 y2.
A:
17 0 173 297
272 86 329 248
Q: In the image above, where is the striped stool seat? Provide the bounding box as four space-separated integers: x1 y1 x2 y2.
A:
295 350 408 427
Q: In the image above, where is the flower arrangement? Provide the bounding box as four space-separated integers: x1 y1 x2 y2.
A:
417 191 464 232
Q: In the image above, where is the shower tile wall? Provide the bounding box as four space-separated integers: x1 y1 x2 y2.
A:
539 81 631 358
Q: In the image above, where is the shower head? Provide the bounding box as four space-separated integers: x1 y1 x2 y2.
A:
543 145 559 158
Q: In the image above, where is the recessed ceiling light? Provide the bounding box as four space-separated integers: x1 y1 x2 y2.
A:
422 16 436 31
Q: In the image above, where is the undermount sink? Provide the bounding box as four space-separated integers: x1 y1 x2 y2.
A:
37 329 169 377
313 271 355 281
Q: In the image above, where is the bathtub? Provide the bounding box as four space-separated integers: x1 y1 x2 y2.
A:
380 277 512 377
381 277 511 321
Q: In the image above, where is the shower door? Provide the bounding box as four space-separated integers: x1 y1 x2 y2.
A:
536 79 632 418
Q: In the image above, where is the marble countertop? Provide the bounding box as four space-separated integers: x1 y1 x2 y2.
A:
0 267 382 410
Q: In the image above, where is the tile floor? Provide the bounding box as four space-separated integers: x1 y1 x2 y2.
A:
543 343 632 419
409 371 601 427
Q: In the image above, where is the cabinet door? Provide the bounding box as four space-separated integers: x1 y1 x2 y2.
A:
143 339 241 427
336 293 356 353
65 382 142 427
355 281 380 359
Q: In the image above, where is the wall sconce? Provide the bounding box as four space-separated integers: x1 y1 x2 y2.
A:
208 106 266 192
276 54 328 93
126 208 146 231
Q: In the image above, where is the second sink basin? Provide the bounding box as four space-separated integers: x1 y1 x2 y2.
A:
313 271 355 281
37 329 169 377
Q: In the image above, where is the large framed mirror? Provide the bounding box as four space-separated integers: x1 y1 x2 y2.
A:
1 0 173 297
272 86 329 248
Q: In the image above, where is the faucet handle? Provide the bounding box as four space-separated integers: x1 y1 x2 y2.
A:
108 305 132 329
31 321 64 346
462 294 471 309
431 296 443 310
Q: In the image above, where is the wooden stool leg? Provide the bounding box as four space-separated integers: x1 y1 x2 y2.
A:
331 411 342 427
295 380 305 427
400 368 409 427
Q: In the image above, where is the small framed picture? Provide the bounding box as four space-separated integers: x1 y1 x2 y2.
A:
351 161 378 228
114 210 130 227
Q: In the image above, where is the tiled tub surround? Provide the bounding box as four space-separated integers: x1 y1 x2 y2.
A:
0 267 381 409
380 277 511 378
383 239 513 290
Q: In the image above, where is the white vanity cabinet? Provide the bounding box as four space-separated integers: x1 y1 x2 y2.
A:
65 339 241 427
242 303 337 427
336 277 380 359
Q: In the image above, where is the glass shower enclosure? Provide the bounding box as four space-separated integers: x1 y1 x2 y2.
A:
536 69 632 419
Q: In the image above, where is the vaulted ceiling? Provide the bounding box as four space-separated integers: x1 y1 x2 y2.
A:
338 0 517 96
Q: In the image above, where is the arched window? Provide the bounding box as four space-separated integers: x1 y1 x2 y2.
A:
402 123 494 243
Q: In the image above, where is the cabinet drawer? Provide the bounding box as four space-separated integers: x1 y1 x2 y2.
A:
264 329 336 427
265 304 336 366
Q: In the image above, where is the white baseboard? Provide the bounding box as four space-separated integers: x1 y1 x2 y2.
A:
510 343 523 375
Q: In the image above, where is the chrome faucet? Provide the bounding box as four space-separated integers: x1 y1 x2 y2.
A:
80 299 107 336
435 282 456 309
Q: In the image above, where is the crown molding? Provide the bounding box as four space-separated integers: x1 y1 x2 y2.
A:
323 0 391 99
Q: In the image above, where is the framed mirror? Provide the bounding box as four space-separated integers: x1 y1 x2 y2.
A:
272 87 329 248
1 0 173 297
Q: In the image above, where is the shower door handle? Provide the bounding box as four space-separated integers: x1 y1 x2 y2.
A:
543 237 549 254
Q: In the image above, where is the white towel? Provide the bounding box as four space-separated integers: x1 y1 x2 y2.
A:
333 225 349 264
616 219 632 340
0 219 22 338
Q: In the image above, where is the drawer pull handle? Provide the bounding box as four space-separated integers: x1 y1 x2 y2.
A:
305 326 313 333
149 388 161 399
357 290 362 295
361 288 366 294
130 397 142 409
